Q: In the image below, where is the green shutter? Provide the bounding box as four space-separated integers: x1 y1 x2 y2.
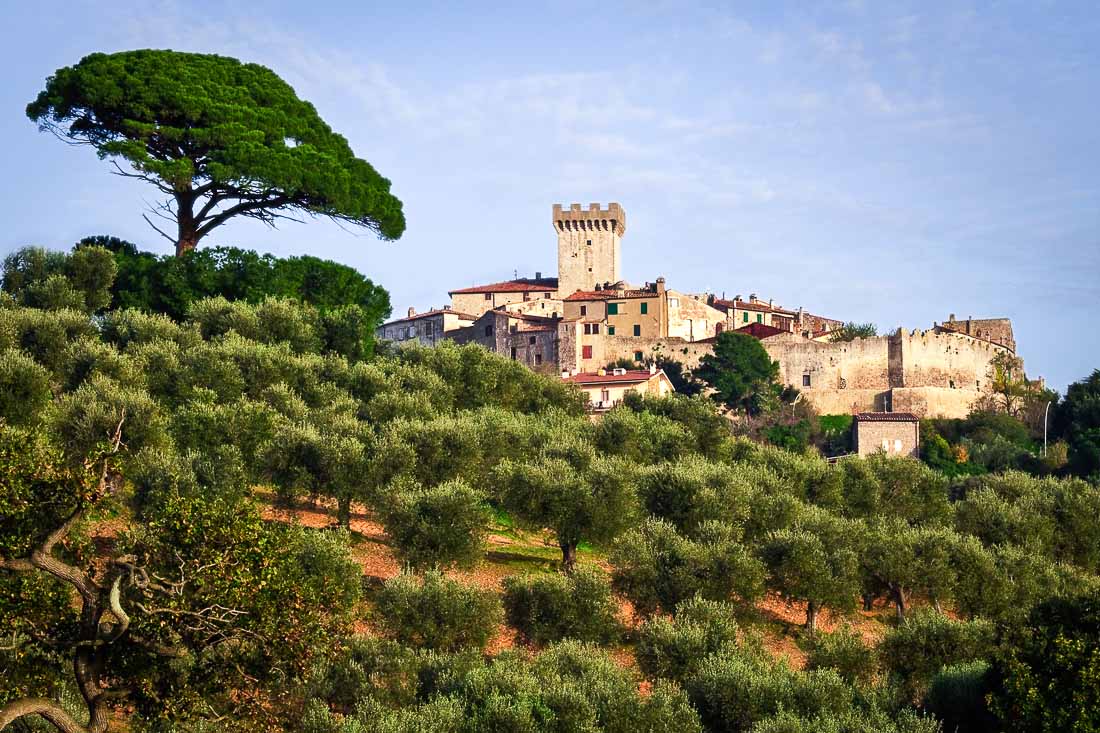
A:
743 312 748 322
634 351 643 361
757 313 762 323
607 326 615 335
633 324 641 337
641 302 648 315
608 303 619 315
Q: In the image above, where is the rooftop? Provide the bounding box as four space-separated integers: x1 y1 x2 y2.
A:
562 369 663 386
449 277 559 295
735 322 786 339
854 412 920 422
380 308 478 326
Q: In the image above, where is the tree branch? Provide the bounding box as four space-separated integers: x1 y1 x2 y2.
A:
0 698 90 733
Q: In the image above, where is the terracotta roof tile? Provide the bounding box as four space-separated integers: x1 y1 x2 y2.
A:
735 322 786 339
563 370 660 386
449 277 558 295
854 412 920 422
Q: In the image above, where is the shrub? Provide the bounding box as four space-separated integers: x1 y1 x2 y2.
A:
307 637 422 713
0 349 51 425
379 479 490 570
375 571 502 652
636 597 740 681
502 567 620 645
879 609 995 699
924 661 995 732
806 626 875 685
685 647 853 733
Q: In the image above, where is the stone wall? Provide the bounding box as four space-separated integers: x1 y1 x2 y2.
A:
855 420 920 457
668 291 726 341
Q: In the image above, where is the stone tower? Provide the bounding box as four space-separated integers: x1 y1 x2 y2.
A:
554 203 626 297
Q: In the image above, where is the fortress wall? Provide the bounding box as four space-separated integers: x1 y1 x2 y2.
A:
763 334 892 391
890 386 979 419
799 388 886 415
899 329 1004 390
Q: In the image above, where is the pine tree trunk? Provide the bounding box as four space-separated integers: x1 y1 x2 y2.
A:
560 542 577 574
806 600 819 634
932 595 943 614
862 592 875 612
337 496 352 529
175 191 199 256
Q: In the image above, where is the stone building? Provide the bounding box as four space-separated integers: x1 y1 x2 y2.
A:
853 412 920 457
562 364 674 412
377 307 477 346
448 276 560 319
450 310 560 375
555 203 625 297
937 314 1015 352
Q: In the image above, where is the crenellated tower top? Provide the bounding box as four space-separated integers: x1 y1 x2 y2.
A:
552 202 627 237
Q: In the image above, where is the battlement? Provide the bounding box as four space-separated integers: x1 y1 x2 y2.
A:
552 202 626 235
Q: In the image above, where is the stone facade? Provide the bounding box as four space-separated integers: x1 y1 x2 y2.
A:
938 314 1015 352
555 203 625 297
854 413 920 457
377 307 477 346
562 366 674 411
449 276 559 319
761 328 1014 418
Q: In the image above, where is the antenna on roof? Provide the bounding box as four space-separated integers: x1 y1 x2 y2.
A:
514 269 519 279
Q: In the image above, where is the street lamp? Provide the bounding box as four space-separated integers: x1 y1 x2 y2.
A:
1043 401 1052 457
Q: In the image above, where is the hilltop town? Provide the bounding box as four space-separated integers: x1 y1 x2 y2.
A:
379 202 1018 419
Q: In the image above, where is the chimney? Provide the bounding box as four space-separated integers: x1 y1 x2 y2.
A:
749 293 758 303
656 276 666 294
535 271 542 279
768 298 773 307
649 362 657 375
407 307 416 318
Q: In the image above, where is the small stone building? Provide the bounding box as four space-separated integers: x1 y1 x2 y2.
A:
853 412 920 458
562 365 674 412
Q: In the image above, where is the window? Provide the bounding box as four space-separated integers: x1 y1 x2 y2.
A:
669 298 679 308
586 239 592 246
484 325 493 337
743 312 749 323
894 439 903 453
634 351 643 361
544 292 552 299
600 389 610 403
641 302 648 315
425 322 434 336
633 324 641 337
583 323 600 335
580 305 587 316
756 313 763 323
607 303 619 315
535 354 542 365
802 374 811 387
484 293 492 300
607 326 615 336
407 326 417 338
582 345 593 359
510 347 516 359
528 335 536 344
882 439 890 452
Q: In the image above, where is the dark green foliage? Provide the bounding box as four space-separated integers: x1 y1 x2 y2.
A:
636 597 740 681
990 591 1100 732
379 479 491 570
765 418 818 453
2 245 116 313
879 609 996 700
374 571 502 652
924 661 996 733
636 456 758 533
594 406 691 463
818 414 854 456
622 391 731 458
29 51 404 254
1056 369 1100 479
695 331 783 415
611 518 765 617
864 454 952 527
502 567 621 645
806 627 876 685
655 355 705 397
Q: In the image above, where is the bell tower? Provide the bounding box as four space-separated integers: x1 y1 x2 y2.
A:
554 202 626 297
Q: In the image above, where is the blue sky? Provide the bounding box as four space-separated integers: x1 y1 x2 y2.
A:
1 1 1097 391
